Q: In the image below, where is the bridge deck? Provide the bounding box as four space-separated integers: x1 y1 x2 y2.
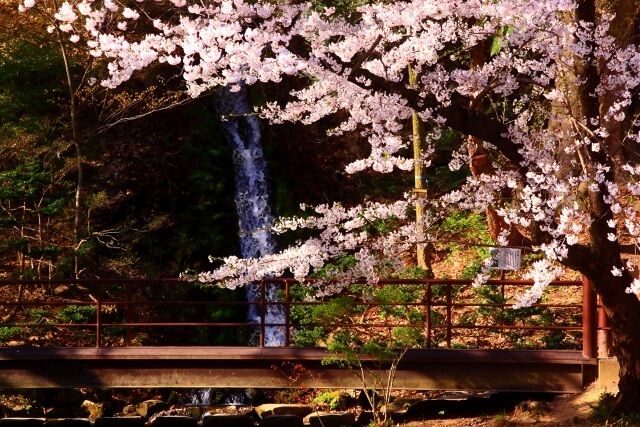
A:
0 347 596 392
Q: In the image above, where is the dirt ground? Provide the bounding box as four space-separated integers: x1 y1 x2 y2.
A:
398 380 618 427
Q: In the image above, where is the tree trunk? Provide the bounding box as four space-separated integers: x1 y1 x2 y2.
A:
563 161 640 412
591 270 640 411
596 3 640 406
551 0 640 411
408 66 433 276
54 19 84 278
597 0 638 174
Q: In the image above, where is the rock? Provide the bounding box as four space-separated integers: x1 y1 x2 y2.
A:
52 285 71 296
148 415 197 427
402 399 447 420
259 414 303 427
79 401 113 420
305 411 356 427
134 400 168 417
78 402 95 419
179 406 204 419
201 404 250 415
40 388 86 410
52 285 90 298
380 398 415 413
147 408 194 424
93 417 145 427
341 412 356 424
254 404 313 419
356 411 374 426
42 419 91 426
357 390 380 410
202 414 255 427
1 404 35 418
0 419 45 426
43 408 68 419
121 405 137 416
311 391 356 411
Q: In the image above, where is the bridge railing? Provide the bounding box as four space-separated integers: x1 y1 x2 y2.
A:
0 278 602 357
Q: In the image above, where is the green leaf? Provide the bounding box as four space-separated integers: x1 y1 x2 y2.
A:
490 36 503 56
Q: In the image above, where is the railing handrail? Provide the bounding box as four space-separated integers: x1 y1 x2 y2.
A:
0 278 600 357
0 278 583 285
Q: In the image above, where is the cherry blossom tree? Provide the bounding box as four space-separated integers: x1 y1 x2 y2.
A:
20 0 640 411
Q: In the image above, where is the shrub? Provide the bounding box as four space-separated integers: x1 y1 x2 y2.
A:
0 326 24 341
57 305 96 324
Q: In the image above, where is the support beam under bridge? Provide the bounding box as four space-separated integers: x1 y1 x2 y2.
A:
0 347 596 392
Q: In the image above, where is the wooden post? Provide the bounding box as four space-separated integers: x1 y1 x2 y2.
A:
597 296 611 357
582 276 597 359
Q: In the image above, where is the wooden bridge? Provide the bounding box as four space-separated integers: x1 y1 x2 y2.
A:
0 278 605 392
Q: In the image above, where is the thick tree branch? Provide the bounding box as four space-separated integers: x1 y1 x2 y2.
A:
346 65 527 174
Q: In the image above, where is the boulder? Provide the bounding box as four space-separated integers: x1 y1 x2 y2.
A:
311 391 356 411
121 405 137 416
1 403 36 418
52 285 90 298
202 414 255 427
254 404 312 419
42 420 91 427
356 390 380 410
93 417 145 427
259 414 303 427
0 419 45 426
356 411 374 426
147 416 197 427
305 412 356 427
43 408 69 419
134 400 168 418
79 401 113 420
380 398 415 413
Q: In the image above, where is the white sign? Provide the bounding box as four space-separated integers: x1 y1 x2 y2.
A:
489 248 521 270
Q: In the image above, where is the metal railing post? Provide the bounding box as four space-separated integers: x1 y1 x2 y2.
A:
260 281 266 348
425 282 432 348
284 280 291 347
598 296 611 357
582 276 597 358
96 283 102 348
446 282 452 348
125 282 132 347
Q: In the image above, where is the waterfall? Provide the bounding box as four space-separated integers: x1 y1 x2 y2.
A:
213 85 285 347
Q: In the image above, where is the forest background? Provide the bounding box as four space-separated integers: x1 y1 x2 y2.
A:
0 1 483 281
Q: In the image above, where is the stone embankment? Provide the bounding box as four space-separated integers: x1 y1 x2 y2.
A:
0 402 361 427
0 390 544 426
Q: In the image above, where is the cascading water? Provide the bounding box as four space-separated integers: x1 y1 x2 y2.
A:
189 85 285 406
190 86 285 405
213 84 285 348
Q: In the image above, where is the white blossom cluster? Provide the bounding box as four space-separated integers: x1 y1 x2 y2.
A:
198 198 434 294
21 0 640 299
513 259 564 308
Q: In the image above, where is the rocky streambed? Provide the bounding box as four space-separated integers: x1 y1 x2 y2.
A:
0 389 558 426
